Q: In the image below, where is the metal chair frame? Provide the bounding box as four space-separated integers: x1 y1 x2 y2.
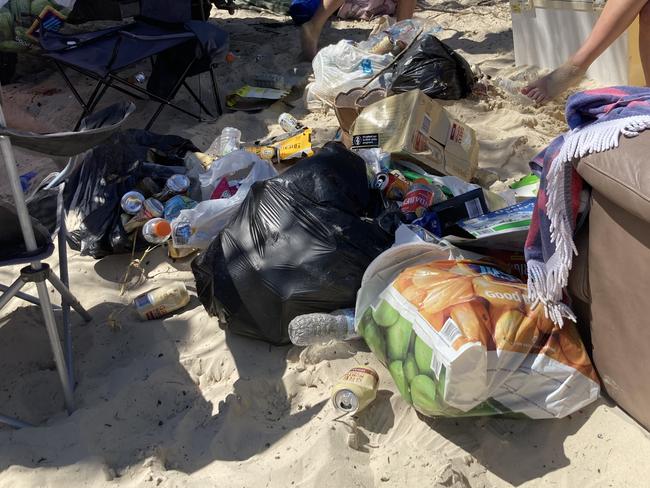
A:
48 25 223 131
0 95 135 428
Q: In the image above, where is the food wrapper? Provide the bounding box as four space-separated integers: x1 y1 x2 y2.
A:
355 242 600 418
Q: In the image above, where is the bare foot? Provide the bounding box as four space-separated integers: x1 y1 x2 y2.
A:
521 63 585 104
300 21 320 62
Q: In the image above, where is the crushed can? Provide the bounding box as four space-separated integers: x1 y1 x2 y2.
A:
331 367 379 414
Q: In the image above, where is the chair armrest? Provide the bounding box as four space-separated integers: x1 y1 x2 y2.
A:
575 132 650 224
118 30 194 42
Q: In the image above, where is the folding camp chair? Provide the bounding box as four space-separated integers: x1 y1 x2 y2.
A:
40 0 229 131
0 91 134 428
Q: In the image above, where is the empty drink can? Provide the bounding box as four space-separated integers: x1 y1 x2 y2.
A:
278 113 303 133
331 367 379 414
375 171 410 201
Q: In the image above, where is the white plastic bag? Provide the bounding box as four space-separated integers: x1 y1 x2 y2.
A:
171 150 278 249
311 40 393 104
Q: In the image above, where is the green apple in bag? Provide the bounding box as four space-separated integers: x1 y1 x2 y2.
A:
389 360 411 404
386 316 413 361
362 320 388 365
414 336 435 378
372 299 399 327
403 354 419 384
410 375 442 416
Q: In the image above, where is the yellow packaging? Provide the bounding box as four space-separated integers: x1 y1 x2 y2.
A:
351 90 479 181
244 129 314 164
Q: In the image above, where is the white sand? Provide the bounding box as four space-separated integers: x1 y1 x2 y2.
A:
2 1 650 487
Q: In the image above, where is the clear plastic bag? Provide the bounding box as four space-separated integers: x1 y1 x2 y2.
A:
171 150 277 249
311 40 394 104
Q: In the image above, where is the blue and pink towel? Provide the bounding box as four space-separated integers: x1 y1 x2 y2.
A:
525 86 650 325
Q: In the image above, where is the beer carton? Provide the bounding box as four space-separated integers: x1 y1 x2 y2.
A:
351 90 479 182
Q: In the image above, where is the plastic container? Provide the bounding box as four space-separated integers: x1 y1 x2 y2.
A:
142 218 172 244
494 77 534 106
288 308 358 346
133 283 190 320
209 127 242 158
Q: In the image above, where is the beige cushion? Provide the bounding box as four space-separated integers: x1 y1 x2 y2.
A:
575 132 650 223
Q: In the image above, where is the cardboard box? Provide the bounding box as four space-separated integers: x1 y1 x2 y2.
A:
350 90 479 181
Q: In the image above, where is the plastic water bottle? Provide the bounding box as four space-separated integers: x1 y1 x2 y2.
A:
142 218 172 244
133 282 190 320
495 77 534 106
211 127 241 157
288 309 358 346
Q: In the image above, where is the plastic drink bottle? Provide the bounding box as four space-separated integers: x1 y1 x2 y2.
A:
133 283 190 320
142 218 172 244
288 309 358 346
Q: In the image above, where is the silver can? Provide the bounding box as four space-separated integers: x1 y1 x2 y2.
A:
278 113 302 133
120 191 145 215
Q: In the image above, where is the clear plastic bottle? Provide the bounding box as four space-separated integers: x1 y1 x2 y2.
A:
494 77 534 106
133 282 190 320
288 309 358 346
142 218 172 244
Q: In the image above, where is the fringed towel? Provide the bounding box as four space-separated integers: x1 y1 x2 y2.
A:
525 87 650 326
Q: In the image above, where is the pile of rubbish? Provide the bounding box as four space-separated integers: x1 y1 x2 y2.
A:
59 17 600 428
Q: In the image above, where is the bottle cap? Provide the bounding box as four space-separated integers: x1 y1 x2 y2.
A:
152 219 172 238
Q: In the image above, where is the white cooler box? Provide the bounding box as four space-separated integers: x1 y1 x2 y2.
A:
511 0 645 86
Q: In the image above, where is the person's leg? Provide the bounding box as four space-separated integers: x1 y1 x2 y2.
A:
639 2 650 84
301 0 417 61
523 0 649 103
396 0 416 21
300 0 346 61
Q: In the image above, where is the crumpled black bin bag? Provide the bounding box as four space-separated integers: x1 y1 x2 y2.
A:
192 142 392 345
390 33 474 100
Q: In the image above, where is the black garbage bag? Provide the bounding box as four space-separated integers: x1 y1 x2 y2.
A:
390 34 474 100
192 142 392 345
65 129 197 259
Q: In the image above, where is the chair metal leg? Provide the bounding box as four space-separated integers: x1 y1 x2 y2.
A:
35 280 74 414
209 65 223 116
183 81 214 118
47 273 91 323
145 60 197 130
73 78 111 131
58 209 73 386
0 414 32 429
0 277 27 312
55 62 89 111
0 283 60 310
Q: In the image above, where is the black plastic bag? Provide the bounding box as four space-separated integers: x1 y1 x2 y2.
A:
192 142 392 345
389 34 474 100
65 129 197 259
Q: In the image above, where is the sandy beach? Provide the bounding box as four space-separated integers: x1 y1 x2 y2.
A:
2 1 650 487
